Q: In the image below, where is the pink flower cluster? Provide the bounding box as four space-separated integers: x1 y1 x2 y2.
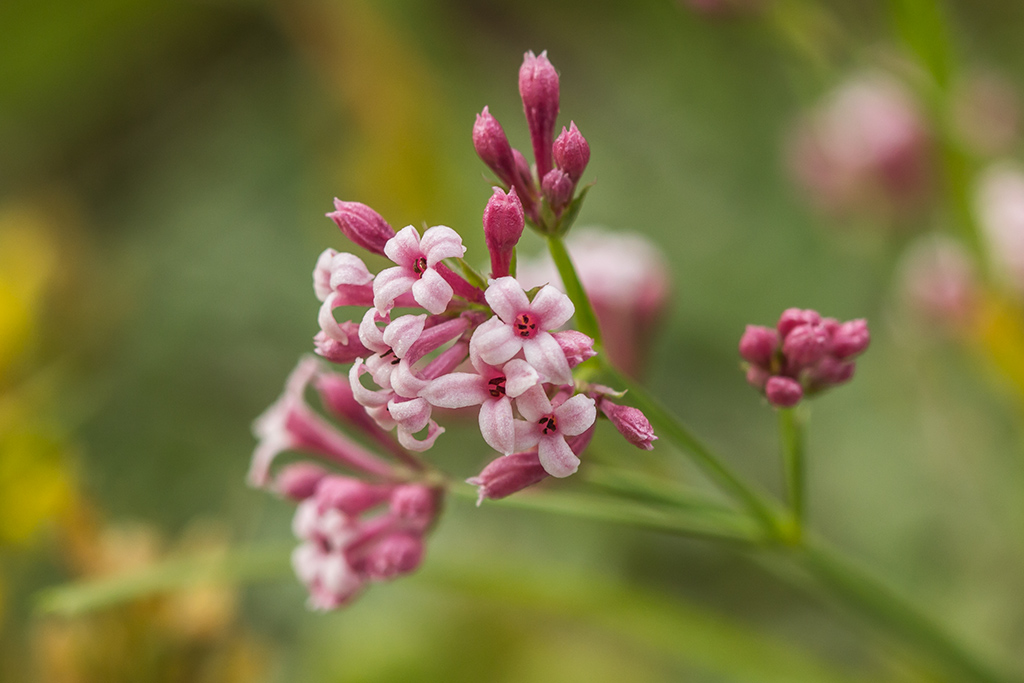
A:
739 309 870 407
251 51 657 609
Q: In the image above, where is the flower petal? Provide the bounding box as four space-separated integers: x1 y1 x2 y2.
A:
523 332 572 385
383 314 427 358
318 293 350 343
421 372 489 408
387 397 432 433
314 248 338 302
389 360 429 399
384 225 422 267
484 276 530 323
472 316 522 366
501 358 540 398
373 266 417 315
513 420 541 451
359 308 388 353
530 284 575 330
348 359 391 408
515 384 552 422
329 252 375 288
479 397 516 455
397 420 445 452
420 225 466 266
411 267 454 315
553 394 597 436
538 436 580 478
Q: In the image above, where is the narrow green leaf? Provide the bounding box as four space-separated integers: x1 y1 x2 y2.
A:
455 256 488 290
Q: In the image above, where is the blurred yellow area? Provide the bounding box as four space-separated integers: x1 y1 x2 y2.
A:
972 292 1024 401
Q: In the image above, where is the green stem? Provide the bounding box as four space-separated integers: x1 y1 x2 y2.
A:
778 407 806 534
601 362 784 538
546 234 603 346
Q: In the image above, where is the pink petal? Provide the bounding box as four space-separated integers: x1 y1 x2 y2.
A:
314 248 339 302
421 372 489 408
515 384 552 422
411 267 454 315
373 266 417 315
365 353 398 390
513 419 541 451
359 308 388 353
530 284 575 330
348 359 391 408
538 436 580 478
397 420 445 452
384 225 422 267
479 397 516 455
318 293 350 343
484 276 530 323
383 314 427 358
389 360 429 399
472 316 523 366
387 397 432 433
420 225 466 266
329 252 375 288
502 358 540 398
523 332 572 385
552 394 597 436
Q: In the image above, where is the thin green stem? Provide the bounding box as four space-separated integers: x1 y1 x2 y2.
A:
601 362 784 538
546 234 602 346
778 407 806 534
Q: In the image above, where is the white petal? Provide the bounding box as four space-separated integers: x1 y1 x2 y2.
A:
421 372 489 408
359 308 388 353
390 360 429 399
538 436 580 478
484 276 530 323
384 225 422 267
313 248 339 301
472 316 522 366
530 284 575 330
501 358 540 398
329 252 374 288
513 419 541 452
318 293 349 343
523 332 572 385
553 394 597 436
383 314 427 358
373 266 416 315
479 397 516 455
387 397 432 433
420 225 466 266
398 420 445 452
411 267 454 315
515 384 552 422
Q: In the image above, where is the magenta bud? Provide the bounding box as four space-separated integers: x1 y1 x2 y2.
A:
809 356 856 388
782 323 830 367
830 319 870 359
473 106 518 187
363 532 424 580
313 330 372 364
553 330 597 367
553 122 590 182
467 451 550 505
738 325 779 367
483 186 526 278
326 200 396 256
599 401 657 451
519 50 560 179
512 149 536 194
541 168 574 212
389 484 437 530
746 365 771 389
315 476 392 516
777 308 822 338
765 376 803 407
275 462 329 501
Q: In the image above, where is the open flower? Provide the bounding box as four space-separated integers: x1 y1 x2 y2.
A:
373 225 466 315
513 385 596 477
472 277 575 384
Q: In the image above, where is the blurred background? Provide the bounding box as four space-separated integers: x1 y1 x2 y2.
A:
3 0 1024 680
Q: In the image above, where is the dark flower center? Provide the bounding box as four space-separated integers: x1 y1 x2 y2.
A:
487 376 507 398
412 256 428 275
514 313 538 338
538 414 558 435
380 349 400 365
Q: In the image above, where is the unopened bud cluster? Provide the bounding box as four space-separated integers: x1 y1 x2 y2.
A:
474 51 591 233
252 51 655 610
740 309 870 407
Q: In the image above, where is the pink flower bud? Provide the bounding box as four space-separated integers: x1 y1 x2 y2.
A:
326 200 396 256
389 484 437 530
599 401 657 451
807 356 855 389
473 106 518 187
777 308 821 338
512 149 536 195
362 532 424 580
542 168 574 212
519 50 560 179
275 462 329 501
782 323 830 367
313 330 371 364
553 330 596 367
738 325 779 367
765 376 803 407
830 319 870 359
483 186 525 278
553 122 590 183
467 451 550 505
316 476 393 516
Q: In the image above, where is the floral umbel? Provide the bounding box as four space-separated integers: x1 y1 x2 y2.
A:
250 51 656 609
